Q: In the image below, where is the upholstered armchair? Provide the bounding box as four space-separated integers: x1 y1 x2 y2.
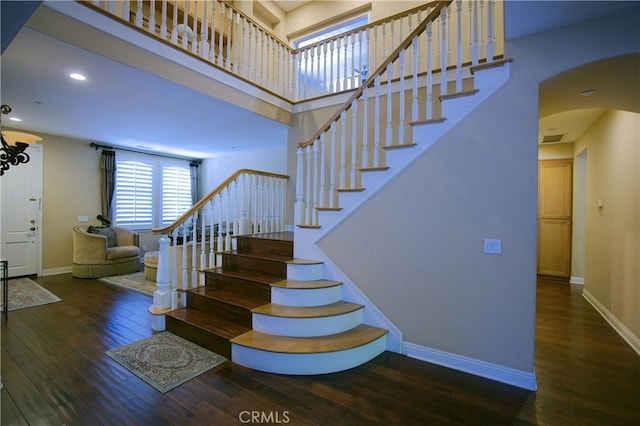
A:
72 225 140 278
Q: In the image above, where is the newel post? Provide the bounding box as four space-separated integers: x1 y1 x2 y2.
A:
149 234 173 331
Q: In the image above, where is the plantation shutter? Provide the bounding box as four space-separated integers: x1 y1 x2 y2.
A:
161 165 192 224
114 160 154 227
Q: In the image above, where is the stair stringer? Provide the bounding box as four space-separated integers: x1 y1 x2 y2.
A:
294 61 512 354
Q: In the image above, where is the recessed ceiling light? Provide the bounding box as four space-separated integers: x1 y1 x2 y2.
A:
69 73 86 81
9 117 22 122
581 89 595 97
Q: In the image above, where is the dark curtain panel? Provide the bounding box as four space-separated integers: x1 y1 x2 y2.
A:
190 162 200 205
100 150 116 221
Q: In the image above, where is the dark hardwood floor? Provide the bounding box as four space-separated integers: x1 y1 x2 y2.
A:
2 274 639 425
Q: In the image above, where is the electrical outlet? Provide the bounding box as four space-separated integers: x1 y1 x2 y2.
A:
484 239 502 254
78 216 89 223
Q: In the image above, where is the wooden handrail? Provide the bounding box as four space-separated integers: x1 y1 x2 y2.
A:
152 168 289 235
298 1 451 148
293 1 442 52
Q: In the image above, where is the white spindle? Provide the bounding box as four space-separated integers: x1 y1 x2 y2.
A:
398 49 405 145
225 187 232 248
171 0 178 43
305 146 313 225
233 14 240 73
412 36 419 122
362 86 369 168
217 192 224 255
385 63 393 147
487 0 494 61
329 40 336 93
339 111 347 189
122 0 130 20
342 36 348 91
350 100 358 185
226 8 232 70
455 0 462 92
208 199 215 267
310 46 316 96
312 143 319 223
329 122 337 208
470 0 478 65
373 75 381 166
135 0 143 26
295 146 304 225
181 0 188 49
148 0 156 32
426 21 433 120
160 0 167 38
322 43 328 94
350 33 355 89
200 0 209 57
319 133 327 206
190 213 198 287
440 9 448 97
479 0 486 62
217 2 224 66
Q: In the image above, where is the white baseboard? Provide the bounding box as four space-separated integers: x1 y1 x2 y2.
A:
582 288 640 356
42 266 72 276
570 276 585 285
404 342 538 391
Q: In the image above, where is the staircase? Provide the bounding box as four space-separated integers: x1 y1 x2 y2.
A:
165 231 387 373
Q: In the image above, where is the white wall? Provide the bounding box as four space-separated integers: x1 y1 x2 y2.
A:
306 7 639 377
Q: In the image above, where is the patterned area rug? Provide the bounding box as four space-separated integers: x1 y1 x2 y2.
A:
0 277 61 312
99 271 156 296
106 332 227 393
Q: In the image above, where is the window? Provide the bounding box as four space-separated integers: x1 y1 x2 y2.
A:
114 154 192 229
295 14 369 93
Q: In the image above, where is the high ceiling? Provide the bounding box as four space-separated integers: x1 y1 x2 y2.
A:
1 1 638 159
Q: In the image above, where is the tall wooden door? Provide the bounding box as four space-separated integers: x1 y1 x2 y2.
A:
538 159 573 278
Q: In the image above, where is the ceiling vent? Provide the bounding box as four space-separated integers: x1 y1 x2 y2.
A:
541 134 566 144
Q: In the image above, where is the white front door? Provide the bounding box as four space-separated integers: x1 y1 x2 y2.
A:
1 144 43 277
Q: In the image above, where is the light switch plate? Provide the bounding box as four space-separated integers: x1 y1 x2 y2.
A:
78 215 89 223
484 238 501 254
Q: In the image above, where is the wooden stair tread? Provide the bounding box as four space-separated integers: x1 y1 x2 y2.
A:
252 301 363 318
211 268 284 284
286 258 323 265
271 278 342 289
191 287 269 309
227 251 294 262
231 324 387 354
241 232 294 242
167 308 250 339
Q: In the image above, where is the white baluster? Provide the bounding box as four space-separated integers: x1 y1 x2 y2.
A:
339 110 347 188
160 0 167 39
295 146 304 226
361 85 369 169
426 21 433 120
357 30 364 88
226 7 232 70
135 0 143 26
342 36 347 91
233 14 240 73
217 192 224 257
225 186 232 249
240 17 248 77
305 146 313 225
351 99 357 185
329 122 337 208
190 213 198 288
149 0 156 32
121 0 129 21
399 49 405 146
191 0 199 54
319 133 327 206
322 43 328 94
479 0 486 62
310 45 316 96
470 0 478 65
181 0 188 49
217 2 224 66
412 36 419 122
200 0 209 57
329 40 336 93
208 199 215 267
455 0 462 92
312 144 319 224
440 9 448 98
385 62 393 147
350 33 355 89
210 0 217 61
373 75 381 167
487 0 494 61
246 21 253 79
171 0 178 43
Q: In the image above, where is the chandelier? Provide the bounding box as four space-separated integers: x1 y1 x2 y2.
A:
1 104 41 176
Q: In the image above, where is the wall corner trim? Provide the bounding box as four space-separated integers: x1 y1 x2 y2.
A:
404 342 538 391
570 276 585 285
582 288 640 356
42 266 73 276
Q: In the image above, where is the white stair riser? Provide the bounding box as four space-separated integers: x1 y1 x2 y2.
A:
287 263 323 281
271 286 341 307
231 335 387 375
252 309 364 337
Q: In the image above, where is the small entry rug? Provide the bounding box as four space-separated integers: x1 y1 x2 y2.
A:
99 271 156 296
0 277 61 312
106 331 227 393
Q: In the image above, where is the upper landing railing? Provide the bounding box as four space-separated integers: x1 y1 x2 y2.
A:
81 0 503 103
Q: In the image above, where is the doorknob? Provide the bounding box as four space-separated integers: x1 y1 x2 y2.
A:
30 227 37 232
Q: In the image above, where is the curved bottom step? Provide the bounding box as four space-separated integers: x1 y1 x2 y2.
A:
230 325 387 375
